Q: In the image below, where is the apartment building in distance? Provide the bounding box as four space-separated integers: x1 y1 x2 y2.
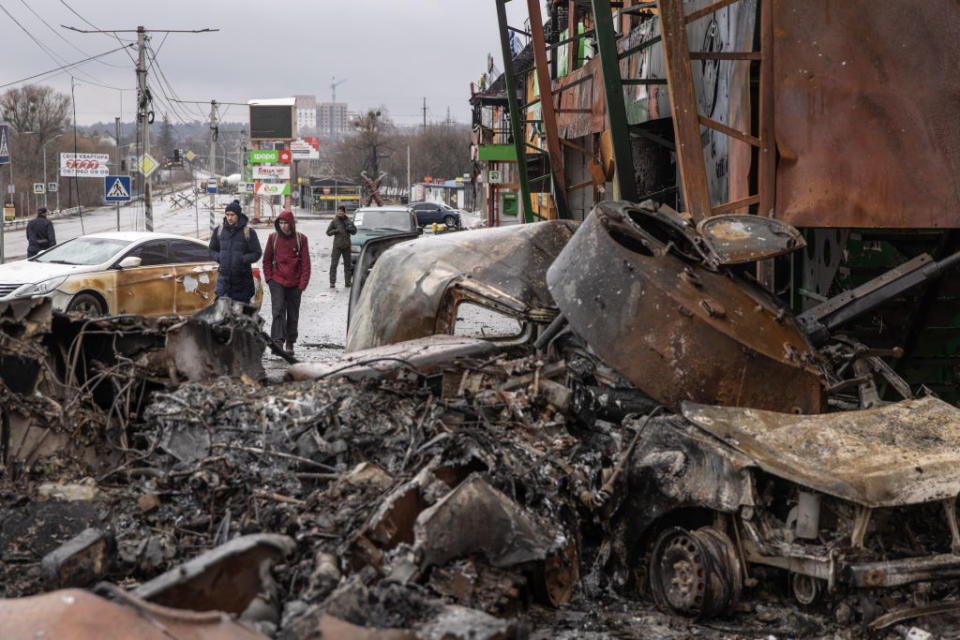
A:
318 102 349 138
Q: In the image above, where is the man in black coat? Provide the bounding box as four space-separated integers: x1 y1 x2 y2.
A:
326 204 356 288
208 200 262 303
26 207 56 258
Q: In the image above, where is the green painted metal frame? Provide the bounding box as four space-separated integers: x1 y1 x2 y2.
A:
496 0 535 223
591 0 639 202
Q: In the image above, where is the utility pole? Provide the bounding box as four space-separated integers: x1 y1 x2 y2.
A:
115 116 121 230
422 97 427 129
63 24 219 231
136 26 153 232
406 145 411 202
209 99 217 230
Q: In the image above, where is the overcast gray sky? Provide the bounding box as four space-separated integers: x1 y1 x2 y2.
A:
0 0 529 127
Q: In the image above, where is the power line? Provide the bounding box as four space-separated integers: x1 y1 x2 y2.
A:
0 0 121 89
0 43 134 89
16 0 126 69
59 0 137 66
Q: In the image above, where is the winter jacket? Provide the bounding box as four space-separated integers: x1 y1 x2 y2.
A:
26 215 56 257
263 210 311 290
208 212 262 301
326 215 356 250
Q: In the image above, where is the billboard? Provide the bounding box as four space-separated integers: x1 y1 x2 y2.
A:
290 137 320 160
60 153 110 177
248 149 291 164
252 165 290 179
249 105 293 140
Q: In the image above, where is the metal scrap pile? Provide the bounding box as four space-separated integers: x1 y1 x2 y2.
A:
1 349 648 638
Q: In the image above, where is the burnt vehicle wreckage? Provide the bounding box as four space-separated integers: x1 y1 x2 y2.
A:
2 198 960 639
7 2 960 639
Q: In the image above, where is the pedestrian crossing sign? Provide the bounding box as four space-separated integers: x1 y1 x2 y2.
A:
33 183 45 194
104 175 131 202
0 125 9 164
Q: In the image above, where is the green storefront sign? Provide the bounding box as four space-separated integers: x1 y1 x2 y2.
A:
249 150 279 163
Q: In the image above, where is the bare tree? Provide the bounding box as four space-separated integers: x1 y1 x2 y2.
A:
0 85 70 140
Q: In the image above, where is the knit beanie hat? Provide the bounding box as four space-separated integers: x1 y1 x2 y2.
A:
225 200 242 215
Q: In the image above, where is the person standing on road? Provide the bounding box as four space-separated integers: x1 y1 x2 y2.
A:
326 204 356 288
26 206 56 258
263 209 310 354
209 200 262 304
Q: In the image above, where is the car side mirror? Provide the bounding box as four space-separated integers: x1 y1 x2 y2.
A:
117 256 142 269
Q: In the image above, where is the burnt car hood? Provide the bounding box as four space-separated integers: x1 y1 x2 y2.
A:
681 396 960 508
346 220 578 352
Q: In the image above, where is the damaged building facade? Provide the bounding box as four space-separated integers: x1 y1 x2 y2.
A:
5 1 960 639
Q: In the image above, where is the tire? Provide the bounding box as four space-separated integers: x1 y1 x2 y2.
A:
443 215 457 229
66 292 105 316
648 526 742 619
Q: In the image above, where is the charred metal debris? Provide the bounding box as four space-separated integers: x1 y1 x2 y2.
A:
5 200 960 638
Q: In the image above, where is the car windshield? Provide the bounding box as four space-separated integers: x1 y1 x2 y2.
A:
33 237 132 265
354 210 411 231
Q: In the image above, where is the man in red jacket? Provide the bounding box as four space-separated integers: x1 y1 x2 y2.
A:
262 210 311 354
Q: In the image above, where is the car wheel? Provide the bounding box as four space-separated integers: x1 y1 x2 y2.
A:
66 292 105 316
648 526 742 619
443 215 457 228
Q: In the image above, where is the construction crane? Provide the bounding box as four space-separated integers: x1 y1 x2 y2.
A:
330 76 347 137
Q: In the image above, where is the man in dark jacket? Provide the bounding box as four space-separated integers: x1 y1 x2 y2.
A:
26 207 56 258
263 209 310 354
326 205 356 288
208 200 262 303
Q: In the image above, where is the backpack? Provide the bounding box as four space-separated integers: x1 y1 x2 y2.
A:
216 223 250 247
269 231 303 268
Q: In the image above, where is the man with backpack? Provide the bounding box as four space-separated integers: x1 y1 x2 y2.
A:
262 209 310 354
209 199 262 304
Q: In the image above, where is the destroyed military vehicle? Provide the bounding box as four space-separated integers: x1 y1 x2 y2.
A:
326 199 960 629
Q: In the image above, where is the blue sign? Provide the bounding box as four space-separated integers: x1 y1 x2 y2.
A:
0 125 9 165
207 179 218 194
104 175 131 202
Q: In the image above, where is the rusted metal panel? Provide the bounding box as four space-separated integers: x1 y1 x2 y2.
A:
0 589 270 640
682 396 960 507
774 0 960 228
547 201 824 413
345 221 577 351
657 0 713 220
697 214 805 264
133 534 294 614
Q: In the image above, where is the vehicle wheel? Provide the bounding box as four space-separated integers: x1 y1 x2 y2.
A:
649 526 742 619
66 292 105 316
443 215 457 229
791 572 822 606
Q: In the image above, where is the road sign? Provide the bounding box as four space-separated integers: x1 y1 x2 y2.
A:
0 125 9 164
207 179 218 194
487 169 502 184
33 183 45 194
47 182 57 193
239 182 255 193
104 175 131 202
139 153 159 178
185 150 196 162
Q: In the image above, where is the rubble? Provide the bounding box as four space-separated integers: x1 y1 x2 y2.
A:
6 199 960 639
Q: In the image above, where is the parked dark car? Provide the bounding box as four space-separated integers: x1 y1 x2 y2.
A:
350 206 420 266
409 201 462 229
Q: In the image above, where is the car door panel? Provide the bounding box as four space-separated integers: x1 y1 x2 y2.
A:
115 241 176 316
169 239 218 313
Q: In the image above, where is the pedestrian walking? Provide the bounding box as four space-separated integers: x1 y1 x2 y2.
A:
263 209 310 354
209 200 262 304
326 204 356 288
26 206 56 258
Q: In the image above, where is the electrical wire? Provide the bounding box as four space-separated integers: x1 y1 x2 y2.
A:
59 0 138 66
0 0 119 88
0 43 133 89
16 0 126 69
